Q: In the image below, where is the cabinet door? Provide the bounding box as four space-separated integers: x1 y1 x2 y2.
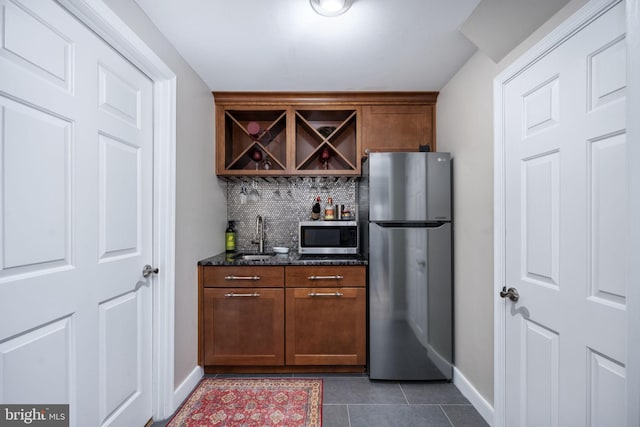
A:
203 288 284 365
285 287 366 365
362 105 435 155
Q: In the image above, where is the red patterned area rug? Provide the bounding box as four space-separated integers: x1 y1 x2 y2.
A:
167 378 322 426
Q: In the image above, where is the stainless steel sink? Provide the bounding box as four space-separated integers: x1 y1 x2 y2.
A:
233 253 274 261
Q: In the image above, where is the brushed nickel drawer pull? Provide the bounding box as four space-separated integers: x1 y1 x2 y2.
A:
308 292 344 297
224 275 260 280
308 275 344 280
224 292 261 297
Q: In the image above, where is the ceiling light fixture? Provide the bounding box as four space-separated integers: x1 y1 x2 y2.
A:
310 0 353 17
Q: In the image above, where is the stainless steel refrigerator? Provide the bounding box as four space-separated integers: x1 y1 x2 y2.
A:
359 152 453 380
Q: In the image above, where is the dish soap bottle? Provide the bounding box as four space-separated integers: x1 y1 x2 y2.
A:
225 220 236 252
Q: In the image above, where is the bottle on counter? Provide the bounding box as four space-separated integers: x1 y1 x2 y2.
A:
324 197 335 220
225 220 236 252
312 196 321 220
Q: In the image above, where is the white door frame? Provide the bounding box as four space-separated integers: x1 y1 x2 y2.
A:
57 0 177 420
493 0 636 425
626 0 640 425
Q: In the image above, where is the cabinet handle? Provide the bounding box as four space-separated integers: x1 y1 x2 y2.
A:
308 292 344 297
308 275 344 280
224 275 260 281
224 292 261 297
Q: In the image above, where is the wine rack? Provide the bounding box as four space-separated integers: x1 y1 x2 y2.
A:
222 109 287 174
294 109 358 175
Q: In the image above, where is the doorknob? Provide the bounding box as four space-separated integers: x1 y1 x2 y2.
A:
142 264 159 278
499 286 519 302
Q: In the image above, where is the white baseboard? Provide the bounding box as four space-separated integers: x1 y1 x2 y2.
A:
426 344 452 378
453 367 494 426
172 365 203 410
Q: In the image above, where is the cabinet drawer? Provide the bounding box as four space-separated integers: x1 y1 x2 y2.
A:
285 265 365 287
203 266 284 287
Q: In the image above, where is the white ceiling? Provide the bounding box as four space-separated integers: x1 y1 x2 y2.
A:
132 0 572 92
133 0 482 92
459 0 571 62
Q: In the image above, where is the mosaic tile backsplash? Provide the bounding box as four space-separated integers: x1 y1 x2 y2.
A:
226 177 357 252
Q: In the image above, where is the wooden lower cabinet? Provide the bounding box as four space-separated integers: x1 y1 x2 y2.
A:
203 287 284 366
285 287 365 365
199 264 366 372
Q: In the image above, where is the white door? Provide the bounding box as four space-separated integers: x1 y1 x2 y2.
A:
501 1 627 426
0 0 154 426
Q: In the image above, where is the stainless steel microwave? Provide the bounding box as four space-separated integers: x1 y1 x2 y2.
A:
298 221 358 255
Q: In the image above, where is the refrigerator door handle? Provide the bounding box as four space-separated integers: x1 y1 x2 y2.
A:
374 221 449 228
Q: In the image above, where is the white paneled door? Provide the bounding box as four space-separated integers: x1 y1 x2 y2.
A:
0 0 154 426
500 1 627 426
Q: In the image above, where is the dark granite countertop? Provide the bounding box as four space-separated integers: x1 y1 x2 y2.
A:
198 251 368 266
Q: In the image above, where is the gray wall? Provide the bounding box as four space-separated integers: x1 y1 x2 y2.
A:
103 0 227 389
436 0 588 406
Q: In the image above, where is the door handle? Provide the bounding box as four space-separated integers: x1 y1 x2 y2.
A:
142 264 159 278
499 286 519 302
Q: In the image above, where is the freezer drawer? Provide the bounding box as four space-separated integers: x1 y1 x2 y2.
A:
368 222 452 380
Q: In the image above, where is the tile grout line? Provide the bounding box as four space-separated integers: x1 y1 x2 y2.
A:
439 404 455 427
398 381 410 405
332 403 445 406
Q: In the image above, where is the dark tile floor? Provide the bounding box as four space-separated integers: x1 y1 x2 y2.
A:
152 374 488 427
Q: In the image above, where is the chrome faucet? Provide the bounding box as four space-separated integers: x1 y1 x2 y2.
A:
252 215 264 253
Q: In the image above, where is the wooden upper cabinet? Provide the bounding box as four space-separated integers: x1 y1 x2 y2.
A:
213 92 438 176
361 92 438 156
362 104 436 154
